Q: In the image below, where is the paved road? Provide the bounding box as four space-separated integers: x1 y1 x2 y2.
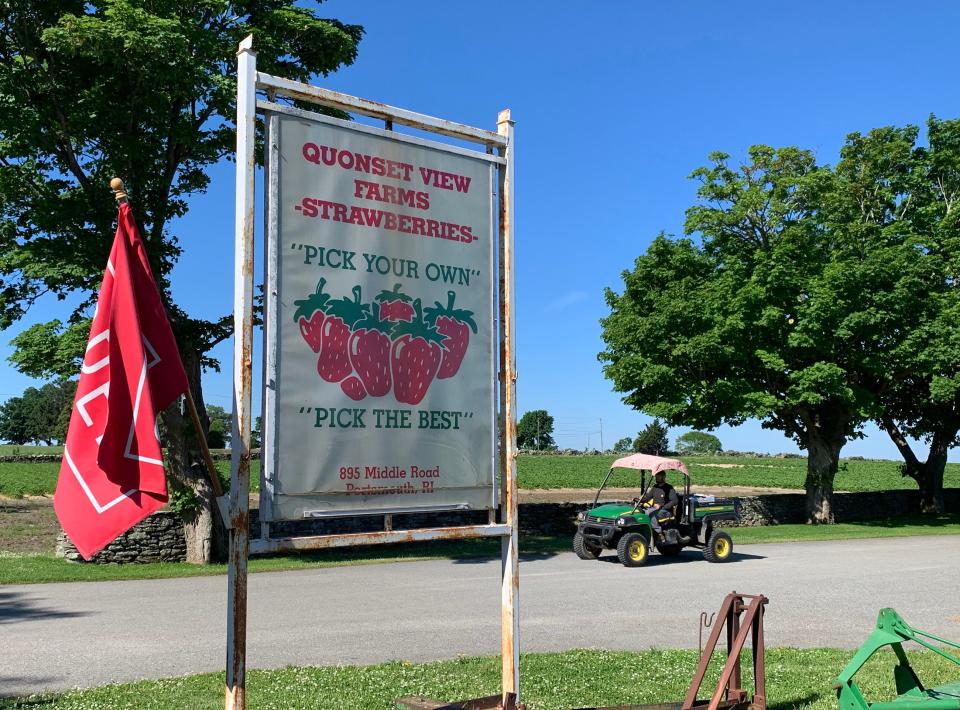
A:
3 536 959 697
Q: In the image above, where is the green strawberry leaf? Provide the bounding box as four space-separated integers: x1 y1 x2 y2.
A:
374 282 413 304
293 278 331 323
354 306 394 335
393 298 448 347
326 285 370 328
424 290 478 333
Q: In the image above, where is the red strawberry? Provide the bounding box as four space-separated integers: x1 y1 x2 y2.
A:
340 376 367 401
317 285 369 383
375 283 415 323
292 279 330 353
348 311 393 397
391 299 447 405
425 290 477 379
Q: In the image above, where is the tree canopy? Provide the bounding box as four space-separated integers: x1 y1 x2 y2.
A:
205 404 230 449
612 436 632 453
0 0 363 560
601 123 954 522
632 419 669 455
1 1 361 374
675 431 722 455
0 380 76 444
517 410 556 451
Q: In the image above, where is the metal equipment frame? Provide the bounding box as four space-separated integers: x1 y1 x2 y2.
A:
226 36 518 710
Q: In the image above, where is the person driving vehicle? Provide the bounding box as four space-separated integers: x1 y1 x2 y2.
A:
637 470 678 540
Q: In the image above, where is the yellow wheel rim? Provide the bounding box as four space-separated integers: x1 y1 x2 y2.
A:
714 538 730 558
629 540 646 561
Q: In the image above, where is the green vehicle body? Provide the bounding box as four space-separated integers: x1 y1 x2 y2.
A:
573 454 741 566
836 608 960 709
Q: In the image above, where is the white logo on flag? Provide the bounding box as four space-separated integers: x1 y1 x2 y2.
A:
65 326 166 514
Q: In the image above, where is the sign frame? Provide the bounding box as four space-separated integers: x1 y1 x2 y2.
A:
225 37 519 710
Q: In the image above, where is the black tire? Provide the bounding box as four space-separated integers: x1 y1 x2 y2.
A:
573 531 600 560
616 532 649 567
703 530 733 563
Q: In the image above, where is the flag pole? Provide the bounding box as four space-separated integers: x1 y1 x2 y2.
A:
109 178 224 499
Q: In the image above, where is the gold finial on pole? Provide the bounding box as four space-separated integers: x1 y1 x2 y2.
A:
110 177 128 204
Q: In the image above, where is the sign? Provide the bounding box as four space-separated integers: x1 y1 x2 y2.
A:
264 111 496 520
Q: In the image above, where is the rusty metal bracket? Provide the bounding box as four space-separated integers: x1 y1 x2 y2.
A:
699 611 716 658
575 592 768 710
682 592 768 710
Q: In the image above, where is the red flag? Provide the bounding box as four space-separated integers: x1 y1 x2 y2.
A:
54 202 188 559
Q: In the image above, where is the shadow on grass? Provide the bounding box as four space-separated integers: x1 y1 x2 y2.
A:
843 512 960 529
0 684 60 705
769 691 827 709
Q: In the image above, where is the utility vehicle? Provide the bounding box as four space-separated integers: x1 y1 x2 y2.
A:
573 453 741 567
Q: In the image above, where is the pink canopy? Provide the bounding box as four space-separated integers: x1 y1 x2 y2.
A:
610 453 689 478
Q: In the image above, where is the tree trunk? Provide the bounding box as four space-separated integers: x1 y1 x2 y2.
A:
881 416 949 514
803 428 844 524
916 448 947 514
161 350 227 564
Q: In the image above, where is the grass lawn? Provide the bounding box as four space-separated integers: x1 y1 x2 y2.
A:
2 647 959 709
2 514 959 585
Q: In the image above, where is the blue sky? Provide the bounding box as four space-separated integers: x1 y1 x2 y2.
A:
5 1 960 458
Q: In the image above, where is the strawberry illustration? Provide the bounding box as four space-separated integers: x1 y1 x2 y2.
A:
317 285 369 383
391 299 447 405
424 290 477 379
348 310 393 397
292 278 330 353
340 376 367 401
375 283 415 323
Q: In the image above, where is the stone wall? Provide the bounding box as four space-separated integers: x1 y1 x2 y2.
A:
57 511 187 563
57 489 960 563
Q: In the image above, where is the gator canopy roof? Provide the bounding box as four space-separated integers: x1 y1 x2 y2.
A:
610 453 690 478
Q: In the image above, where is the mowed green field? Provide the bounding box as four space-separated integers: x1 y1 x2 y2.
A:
0 444 63 456
0 460 261 497
2 455 960 497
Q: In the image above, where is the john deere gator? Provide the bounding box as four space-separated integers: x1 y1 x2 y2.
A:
573 453 741 567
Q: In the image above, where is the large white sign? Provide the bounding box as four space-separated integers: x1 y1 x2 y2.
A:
264 111 496 520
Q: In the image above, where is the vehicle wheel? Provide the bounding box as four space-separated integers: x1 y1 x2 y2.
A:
617 532 649 567
573 531 600 560
703 530 733 563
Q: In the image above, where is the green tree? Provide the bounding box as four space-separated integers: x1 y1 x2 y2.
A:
632 419 669 455
517 410 555 450
0 380 76 444
612 436 632 453
0 395 31 444
0 1 362 561
205 404 230 449
27 380 76 444
858 117 960 513
251 415 262 449
601 142 937 523
675 431 722 455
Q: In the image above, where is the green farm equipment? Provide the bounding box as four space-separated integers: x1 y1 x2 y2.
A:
836 609 960 709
